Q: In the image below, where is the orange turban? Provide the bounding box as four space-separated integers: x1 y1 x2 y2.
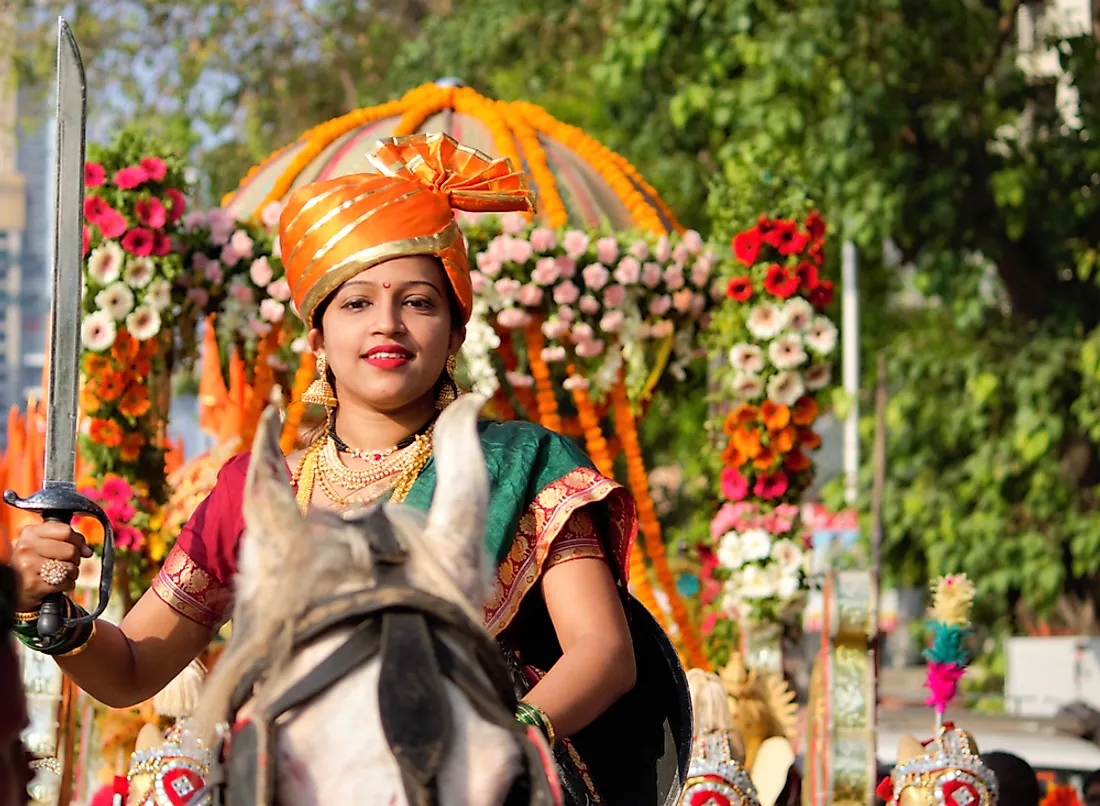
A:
280 132 536 327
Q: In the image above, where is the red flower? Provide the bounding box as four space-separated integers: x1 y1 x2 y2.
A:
135 197 166 229
82 226 89 256
732 228 763 266
83 195 111 223
778 231 809 256
121 227 154 256
720 467 749 501
98 210 128 240
762 218 797 248
763 265 799 298
809 279 834 309
757 215 776 234
754 471 789 500
164 188 186 223
139 156 167 182
806 210 826 242
795 261 819 291
725 276 754 302
152 232 172 257
84 162 105 188
808 241 825 266
113 166 149 190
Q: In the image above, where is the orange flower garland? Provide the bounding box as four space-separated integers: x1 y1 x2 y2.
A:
392 84 453 138
1041 786 1081 806
450 89 527 192
522 319 563 433
610 378 709 669
240 327 281 448
492 322 539 420
498 102 567 227
281 351 316 454
568 368 615 478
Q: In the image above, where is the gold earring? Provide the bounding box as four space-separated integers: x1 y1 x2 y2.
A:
435 354 458 411
302 352 338 408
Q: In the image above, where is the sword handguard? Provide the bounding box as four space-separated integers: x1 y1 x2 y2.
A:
3 481 115 638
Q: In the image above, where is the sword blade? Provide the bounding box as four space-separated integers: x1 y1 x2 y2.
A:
44 18 86 487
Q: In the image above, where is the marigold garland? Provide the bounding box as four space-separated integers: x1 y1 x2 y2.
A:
392 84 454 138
499 102 566 227
567 368 614 478
240 327 281 447
523 319 563 433
450 89 526 190
610 378 709 669
493 323 539 420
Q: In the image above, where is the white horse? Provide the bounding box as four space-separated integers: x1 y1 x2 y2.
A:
195 396 556 806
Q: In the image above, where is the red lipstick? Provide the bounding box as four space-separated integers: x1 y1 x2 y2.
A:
364 344 413 369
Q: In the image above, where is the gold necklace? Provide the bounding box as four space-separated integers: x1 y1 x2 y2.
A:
320 434 417 487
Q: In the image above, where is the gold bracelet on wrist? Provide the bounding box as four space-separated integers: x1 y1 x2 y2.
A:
15 608 41 624
57 621 96 658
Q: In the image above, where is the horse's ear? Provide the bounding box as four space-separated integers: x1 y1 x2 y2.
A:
425 394 491 607
242 405 304 564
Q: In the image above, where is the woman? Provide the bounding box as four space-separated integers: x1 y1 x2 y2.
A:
10 134 684 804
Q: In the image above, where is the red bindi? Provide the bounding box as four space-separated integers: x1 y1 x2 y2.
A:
382 282 391 289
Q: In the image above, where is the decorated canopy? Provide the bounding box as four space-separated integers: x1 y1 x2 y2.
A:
223 82 681 234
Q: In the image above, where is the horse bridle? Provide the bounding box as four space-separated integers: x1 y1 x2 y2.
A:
201 505 557 806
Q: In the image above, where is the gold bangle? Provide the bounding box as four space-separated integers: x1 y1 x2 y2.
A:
57 622 96 658
520 700 557 748
15 609 41 624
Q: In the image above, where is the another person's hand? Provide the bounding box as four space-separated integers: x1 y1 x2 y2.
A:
9 522 92 611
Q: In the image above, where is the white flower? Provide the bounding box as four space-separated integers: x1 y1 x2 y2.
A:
806 316 838 355
290 337 310 354
740 528 772 561
87 242 124 285
770 538 803 571
95 282 135 321
146 277 172 312
716 532 744 570
784 298 815 331
746 303 787 340
259 298 285 323
80 310 116 352
126 304 162 341
731 372 765 401
123 256 156 289
739 565 776 600
768 332 807 370
775 570 802 601
728 343 765 373
805 363 832 391
767 370 805 406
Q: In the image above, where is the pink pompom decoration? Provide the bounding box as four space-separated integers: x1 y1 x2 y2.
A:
924 662 966 714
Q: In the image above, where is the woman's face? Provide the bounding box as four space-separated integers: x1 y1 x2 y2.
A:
309 256 463 415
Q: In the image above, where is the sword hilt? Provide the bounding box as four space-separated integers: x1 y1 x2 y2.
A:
3 481 115 638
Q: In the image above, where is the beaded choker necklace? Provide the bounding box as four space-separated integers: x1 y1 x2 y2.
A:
327 414 437 462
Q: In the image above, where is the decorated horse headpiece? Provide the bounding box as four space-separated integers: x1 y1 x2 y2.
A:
877 575 999 806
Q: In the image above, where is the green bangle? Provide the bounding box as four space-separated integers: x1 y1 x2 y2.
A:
12 597 93 656
516 702 556 747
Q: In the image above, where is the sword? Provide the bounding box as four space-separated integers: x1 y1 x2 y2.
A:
3 19 114 638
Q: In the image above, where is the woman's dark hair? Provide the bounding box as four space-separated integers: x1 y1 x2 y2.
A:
981 752 1039 806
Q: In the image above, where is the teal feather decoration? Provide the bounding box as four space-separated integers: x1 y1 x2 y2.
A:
922 621 971 667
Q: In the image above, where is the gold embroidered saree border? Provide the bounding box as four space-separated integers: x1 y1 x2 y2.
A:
483 467 636 636
151 544 233 631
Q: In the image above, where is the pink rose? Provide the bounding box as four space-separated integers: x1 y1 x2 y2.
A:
572 323 595 343
581 262 610 291
530 227 556 252
649 295 672 316
614 257 641 285
183 210 207 230
541 346 567 363
506 371 535 388
267 279 291 301
532 257 559 286
500 212 526 234
596 236 619 265
553 281 580 305
664 265 685 290
260 298 285 323
541 319 569 340
692 258 714 287
497 308 532 329
220 242 242 267
554 255 577 278
683 229 703 254
139 156 168 181
562 230 589 259
603 284 627 308
556 306 575 323
691 294 706 315
476 251 502 278
673 242 690 264
673 289 694 312
506 238 533 265
249 257 273 287
231 282 254 303
579 295 600 315
629 240 650 260
518 284 544 306
470 271 487 293
230 229 254 260
187 287 209 307
250 318 272 336
494 278 522 299
99 210 128 240
113 166 148 190
575 339 605 358
192 252 210 270
487 235 510 262
651 319 675 338
599 311 625 333
261 200 285 231
563 375 590 392
642 262 663 288
204 260 224 285
655 235 672 262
